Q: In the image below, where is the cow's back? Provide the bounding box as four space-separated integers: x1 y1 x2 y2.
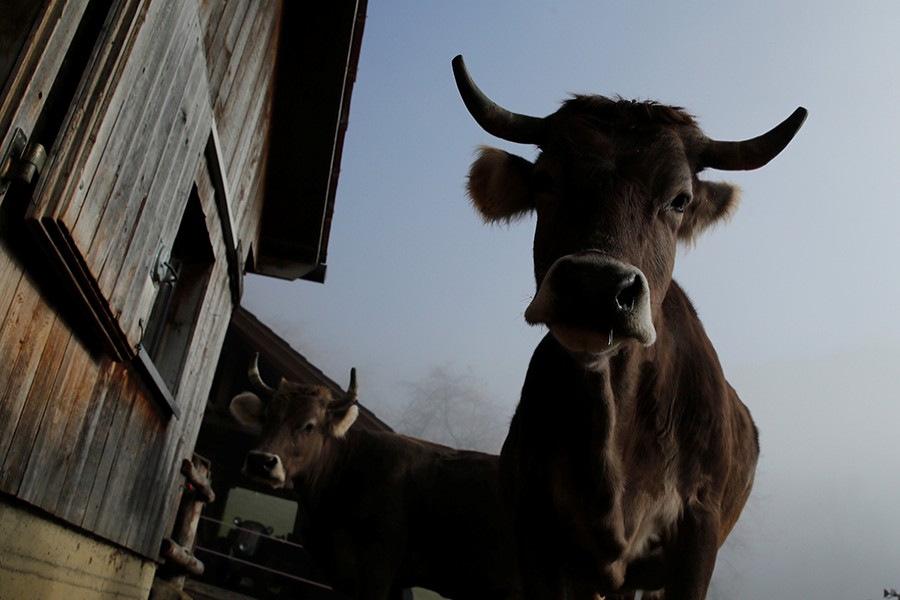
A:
297 429 517 600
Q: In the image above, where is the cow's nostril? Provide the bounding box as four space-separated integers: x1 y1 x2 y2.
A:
615 275 642 312
263 456 278 471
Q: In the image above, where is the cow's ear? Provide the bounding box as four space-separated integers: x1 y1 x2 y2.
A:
329 404 359 438
230 392 265 431
467 146 535 223
678 180 741 243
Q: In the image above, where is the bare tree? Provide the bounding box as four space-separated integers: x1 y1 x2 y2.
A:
392 366 509 453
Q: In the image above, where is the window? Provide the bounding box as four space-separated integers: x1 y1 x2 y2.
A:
136 188 213 417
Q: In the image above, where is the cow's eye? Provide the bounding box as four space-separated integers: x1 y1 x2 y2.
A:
668 192 692 213
295 422 315 436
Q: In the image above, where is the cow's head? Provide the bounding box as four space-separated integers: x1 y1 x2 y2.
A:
453 55 806 358
229 354 359 489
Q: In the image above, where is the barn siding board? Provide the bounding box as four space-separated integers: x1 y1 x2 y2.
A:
78 0 188 272
212 1 261 121
0 303 65 495
95 388 162 551
116 60 213 346
72 0 181 257
198 0 226 55
89 13 199 279
88 6 201 318
230 65 274 240
224 8 278 199
16 327 81 503
35 0 151 227
0 276 49 463
53 360 118 523
219 3 277 179
105 43 211 343
0 0 91 198
207 1 250 106
79 368 137 532
37 343 103 514
0 260 25 348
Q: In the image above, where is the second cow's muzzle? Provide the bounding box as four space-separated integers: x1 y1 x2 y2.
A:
243 450 287 488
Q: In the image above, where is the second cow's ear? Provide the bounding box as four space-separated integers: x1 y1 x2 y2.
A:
230 392 265 432
329 404 359 439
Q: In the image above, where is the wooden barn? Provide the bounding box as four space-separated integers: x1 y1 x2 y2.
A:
0 0 367 597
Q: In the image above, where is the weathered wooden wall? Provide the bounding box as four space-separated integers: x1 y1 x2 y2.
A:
0 0 282 561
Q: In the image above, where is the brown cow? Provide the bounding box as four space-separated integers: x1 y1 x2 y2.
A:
452 55 806 600
230 357 517 600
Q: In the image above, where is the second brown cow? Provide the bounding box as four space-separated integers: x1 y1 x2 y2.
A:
230 357 517 600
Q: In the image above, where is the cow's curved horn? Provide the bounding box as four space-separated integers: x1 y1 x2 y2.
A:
346 367 358 402
248 353 276 397
452 55 546 145
329 368 359 411
701 107 807 171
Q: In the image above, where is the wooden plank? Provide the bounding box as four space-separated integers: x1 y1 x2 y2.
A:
29 0 151 227
53 359 120 522
201 0 235 104
119 409 170 553
14 322 80 502
94 380 164 549
0 297 59 493
211 0 261 119
0 253 26 348
0 276 47 470
226 31 277 228
89 41 207 347
207 0 249 108
234 93 272 258
224 4 278 196
78 365 137 531
0 0 91 203
38 340 103 513
74 0 186 268
206 125 242 301
198 0 226 55
218 2 275 175
111 49 212 346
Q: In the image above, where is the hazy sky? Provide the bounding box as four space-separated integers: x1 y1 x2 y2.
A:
244 2 900 597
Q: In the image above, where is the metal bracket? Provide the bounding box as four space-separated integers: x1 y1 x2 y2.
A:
0 128 47 195
152 245 180 286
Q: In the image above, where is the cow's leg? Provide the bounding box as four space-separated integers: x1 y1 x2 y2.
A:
663 508 719 600
355 569 395 600
513 506 566 600
517 548 564 600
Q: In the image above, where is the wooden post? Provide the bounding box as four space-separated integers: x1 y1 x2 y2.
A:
161 454 213 588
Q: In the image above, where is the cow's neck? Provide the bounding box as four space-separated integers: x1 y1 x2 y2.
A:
294 432 358 509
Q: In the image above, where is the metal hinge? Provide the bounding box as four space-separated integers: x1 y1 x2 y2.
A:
1 128 48 195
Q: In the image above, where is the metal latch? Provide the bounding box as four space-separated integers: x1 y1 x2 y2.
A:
1 128 48 195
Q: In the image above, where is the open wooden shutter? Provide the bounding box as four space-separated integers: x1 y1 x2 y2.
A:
0 0 92 199
26 0 211 361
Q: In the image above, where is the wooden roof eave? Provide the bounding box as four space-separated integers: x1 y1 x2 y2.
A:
252 0 367 284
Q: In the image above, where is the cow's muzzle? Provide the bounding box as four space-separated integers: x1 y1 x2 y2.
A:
524 253 656 353
243 451 288 489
